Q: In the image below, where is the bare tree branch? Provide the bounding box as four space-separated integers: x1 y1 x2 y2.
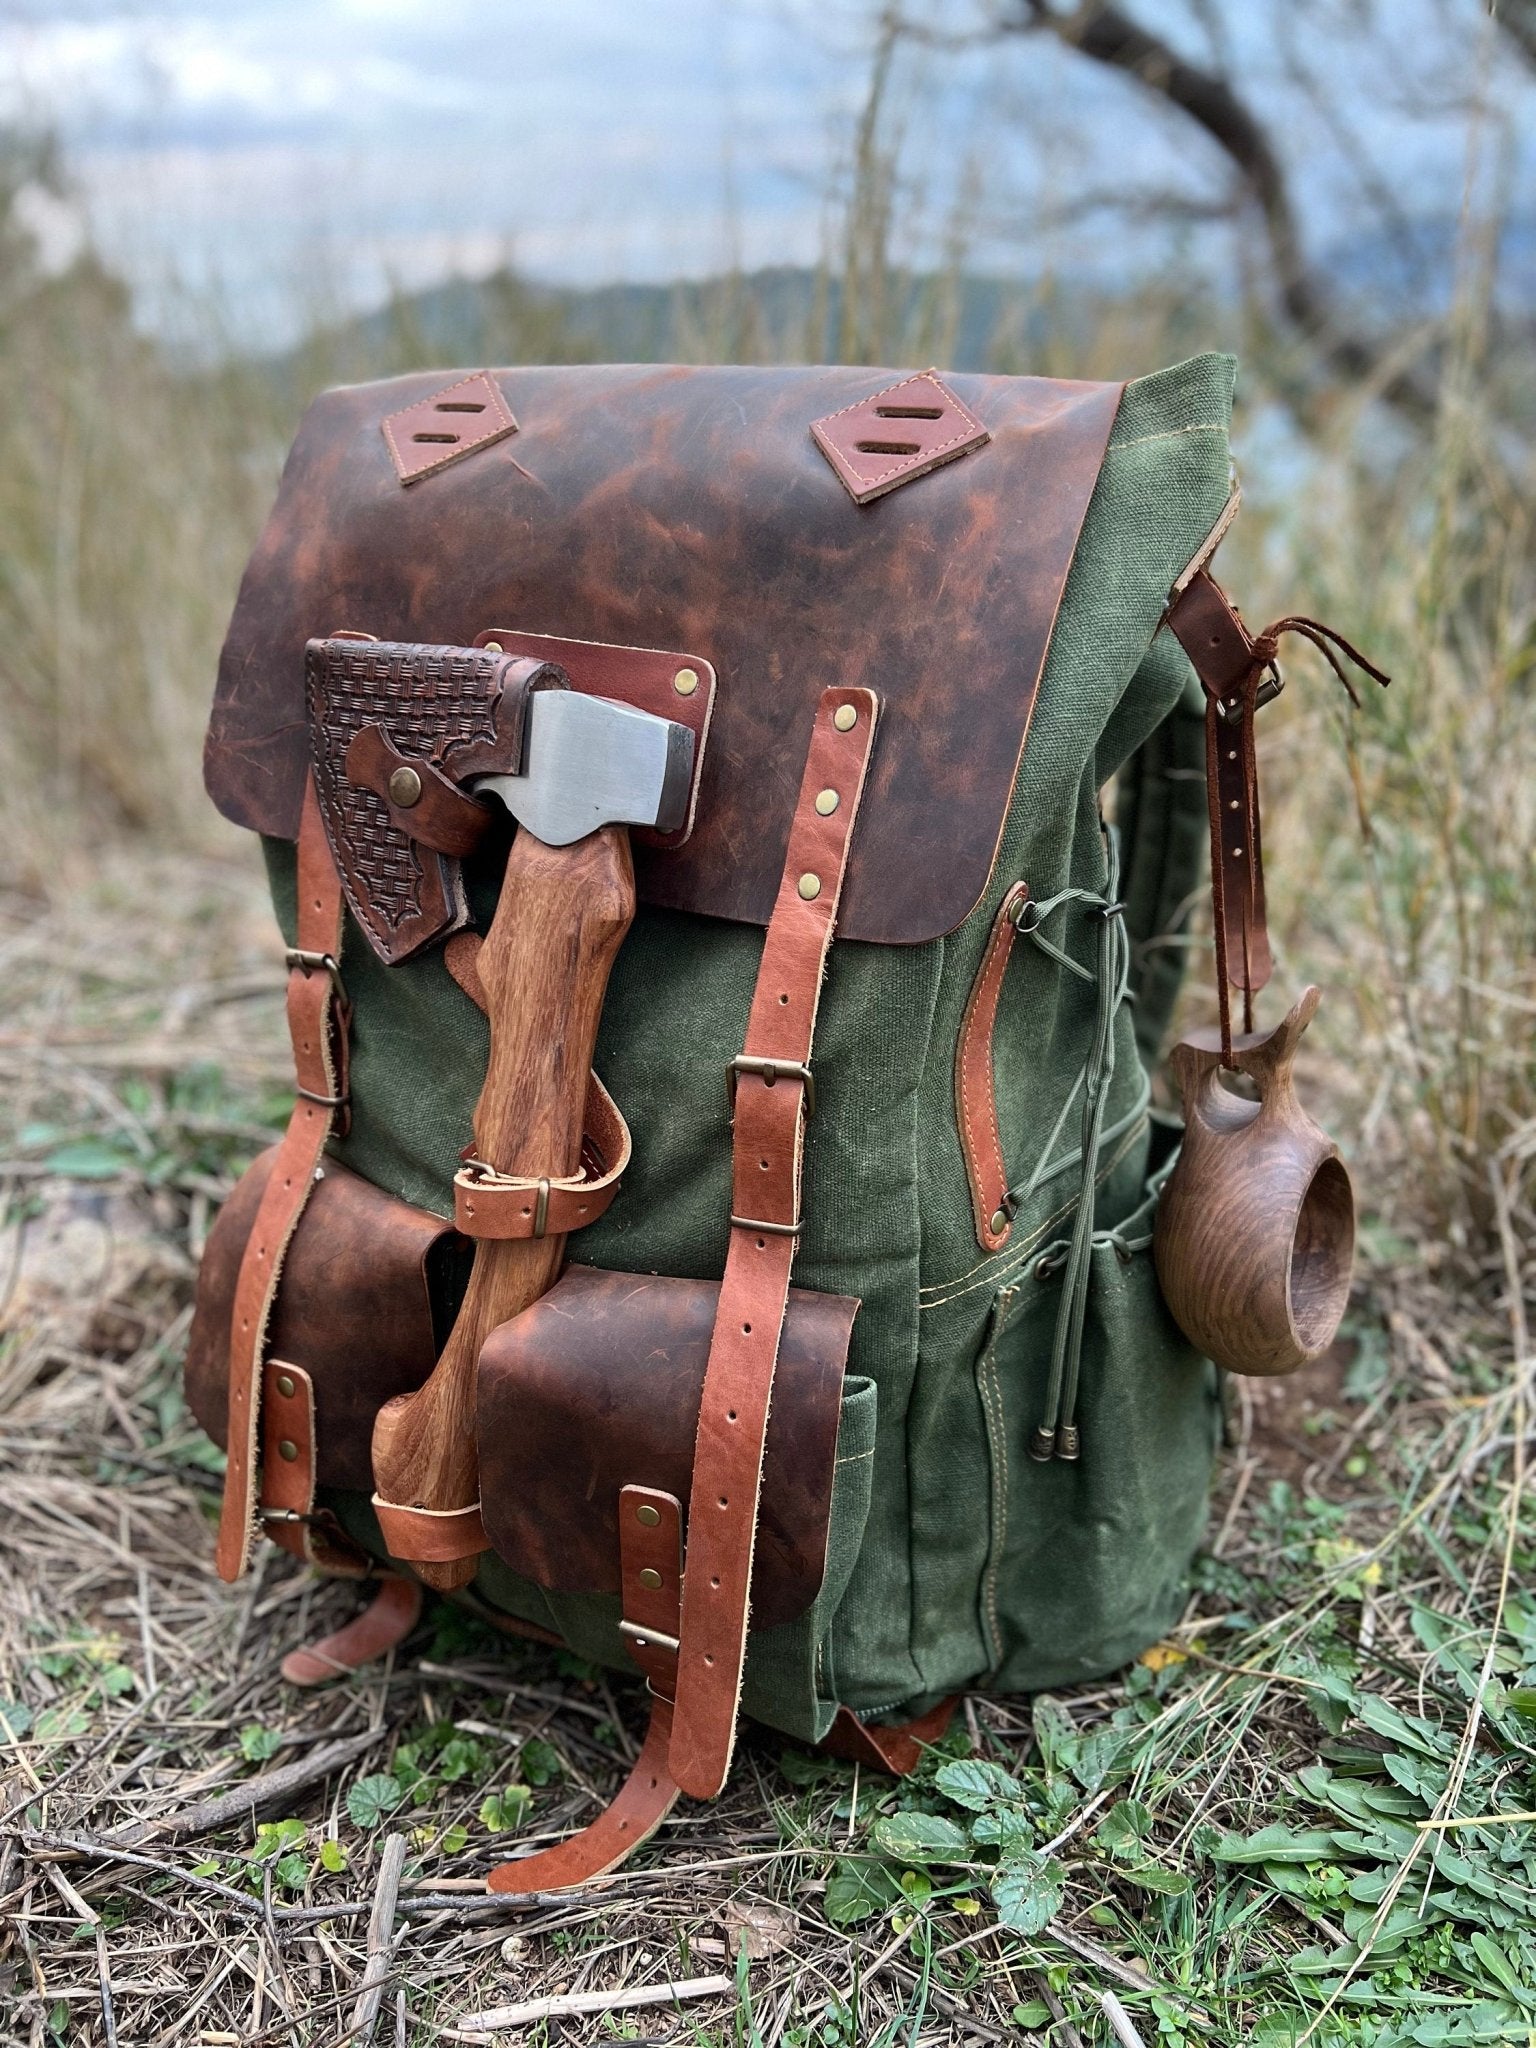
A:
996 0 1436 418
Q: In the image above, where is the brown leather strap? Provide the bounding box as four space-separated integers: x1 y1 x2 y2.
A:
280 1575 423 1686
1166 568 1388 1067
344 724 491 858
1165 569 1272 1060
454 1074 631 1241
372 1497 488 1563
669 688 879 1802
259 1360 369 1577
487 1486 683 1894
819 1695 961 1775
955 882 1030 1253
216 777 350 1582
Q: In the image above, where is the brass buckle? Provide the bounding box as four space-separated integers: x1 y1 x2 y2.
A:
727 1054 815 1117
285 947 348 1006
1212 663 1284 723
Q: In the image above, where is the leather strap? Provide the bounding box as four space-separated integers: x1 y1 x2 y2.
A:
280 1575 423 1686
669 687 879 1801
819 1695 961 1775
216 776 350 1582
454 1074 631 1241
259 1360 369 1577
344 724 491 858
1165 568 1273 1060
444 932 632 1241
487 1486 683 1894
1166 568 1388 1066
955 882 1030 1253
372 1497 487 1563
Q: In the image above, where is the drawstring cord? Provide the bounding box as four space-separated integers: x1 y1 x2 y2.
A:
999 828 1137 1463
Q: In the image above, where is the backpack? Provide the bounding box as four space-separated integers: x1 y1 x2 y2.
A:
185 352 1373 1891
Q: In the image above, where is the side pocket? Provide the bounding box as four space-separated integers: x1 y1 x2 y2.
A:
184 1146 458 1490
974 1176 1219 1689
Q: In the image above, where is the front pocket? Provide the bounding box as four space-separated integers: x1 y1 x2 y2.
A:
973 1174 1219 1686
184 1146 463 1490
476 1263 862 1632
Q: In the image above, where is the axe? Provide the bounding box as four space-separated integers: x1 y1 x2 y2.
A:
367 680 695 1591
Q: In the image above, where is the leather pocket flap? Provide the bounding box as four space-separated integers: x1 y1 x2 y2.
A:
477 1263 859 1632
185 1146 459 1490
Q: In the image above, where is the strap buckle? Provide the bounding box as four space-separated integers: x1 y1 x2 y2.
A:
729 1211 802 1238
285 947 348 1006
1212 664 1284 723
726 1054 816 1118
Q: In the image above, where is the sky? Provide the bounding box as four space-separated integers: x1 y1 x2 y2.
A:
0 0 1528 342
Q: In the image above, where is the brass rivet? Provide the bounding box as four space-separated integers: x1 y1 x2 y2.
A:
814 788 839 816
638 1567 663 1590
797 873 822 900
277 1438 299 1463
673 667 699 697
635 1503 661 1527
833 704 857 732
388 765 423 808
275 1372 296 1399
989 1209 1009 1236
483 639 503 653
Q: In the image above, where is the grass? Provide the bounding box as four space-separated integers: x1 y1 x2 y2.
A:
1 94 1534 2048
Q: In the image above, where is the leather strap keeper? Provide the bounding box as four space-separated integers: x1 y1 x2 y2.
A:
455 1074 631 1241
371 1497 487 1564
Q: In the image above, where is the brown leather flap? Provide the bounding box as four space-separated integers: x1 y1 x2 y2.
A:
185 1147 459 1490
206 363 1124 945
476 1263 859 1631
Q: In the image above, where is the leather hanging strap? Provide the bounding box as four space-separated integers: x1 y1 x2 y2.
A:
454 1074 631 1241
216 776 351 1582
669 687 879 1802
1166 568 1388 1067
487 1485 684 1894
955 882 1031 1253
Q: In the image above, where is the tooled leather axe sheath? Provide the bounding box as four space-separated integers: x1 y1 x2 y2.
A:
304 636 695 1590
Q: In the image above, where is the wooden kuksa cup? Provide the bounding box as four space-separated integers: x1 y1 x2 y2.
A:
1153 985 1355 1378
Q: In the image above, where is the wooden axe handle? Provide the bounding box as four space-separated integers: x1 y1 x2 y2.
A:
371 823 635 1590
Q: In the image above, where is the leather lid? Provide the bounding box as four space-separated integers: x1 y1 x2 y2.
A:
207 363 1123 945
477 1262 859 1632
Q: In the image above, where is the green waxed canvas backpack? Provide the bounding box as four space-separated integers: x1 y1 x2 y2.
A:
186 350 1257 1884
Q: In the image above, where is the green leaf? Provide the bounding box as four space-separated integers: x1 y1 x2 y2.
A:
479 1786 532 1832
1095 1798 1153 1861
42 1137 134 1180
319 1839 348 1874
346 1774 405 1829
1469 1931 1525 2000
520 1738 562 1787
970 1808 1035 1857
273 1853 308 1892
991 1853 1066 1935
933 1757 1025 1813
435 1736 483 1784
240 1725 282 1763
869 1811 970 1864
0 1699 34 1742
825 1858 900 1926
252 1817 305 1861
1011 2003 1053 2028
1121 1864 1192 1896
99 1665 136 1698
1355 1693 1450 1759
440 1823 468 1856
1210 1825 1339 1864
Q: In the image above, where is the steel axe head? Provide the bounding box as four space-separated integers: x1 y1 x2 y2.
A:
474 689 695 846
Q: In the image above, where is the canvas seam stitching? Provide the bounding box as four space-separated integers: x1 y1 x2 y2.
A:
1106 422 1226 454
974 1294 1014 1669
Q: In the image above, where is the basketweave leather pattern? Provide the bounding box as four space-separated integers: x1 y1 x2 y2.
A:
305 637 560 966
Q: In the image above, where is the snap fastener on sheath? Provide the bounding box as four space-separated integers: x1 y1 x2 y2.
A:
798 873 822 900
388 764 423 807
